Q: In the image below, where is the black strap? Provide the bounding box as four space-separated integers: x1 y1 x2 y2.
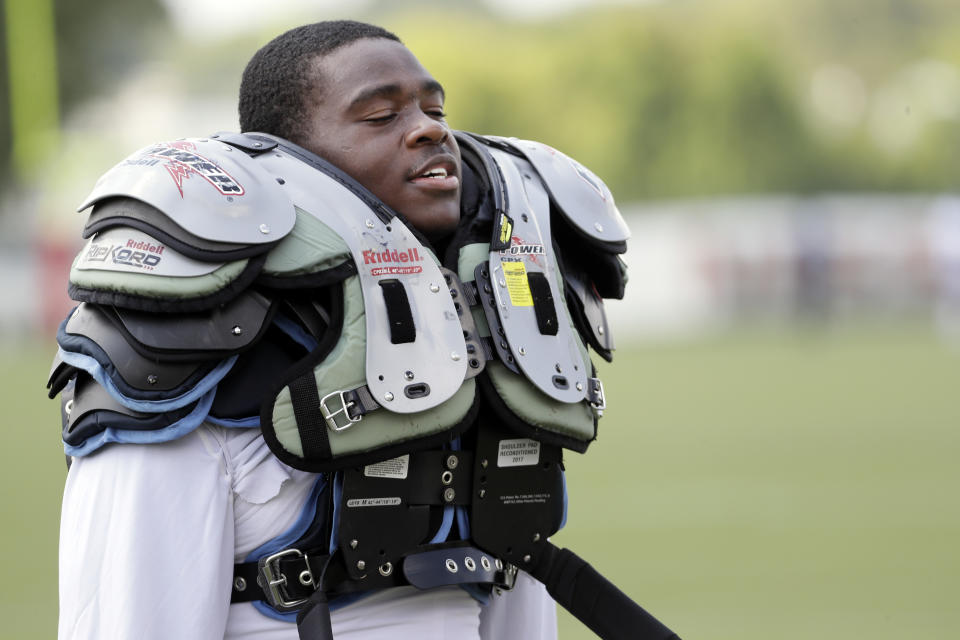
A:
378 279 416 344
529 542 680 640
527 271 558 336
288 373 332 461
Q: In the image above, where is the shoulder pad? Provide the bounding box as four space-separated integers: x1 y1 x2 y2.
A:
78 136 296 245
486 136 629 251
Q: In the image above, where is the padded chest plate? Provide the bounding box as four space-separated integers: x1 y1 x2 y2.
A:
484 147 589 403
254 150 469 414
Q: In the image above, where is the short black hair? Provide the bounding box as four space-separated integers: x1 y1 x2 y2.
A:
238 20 401 144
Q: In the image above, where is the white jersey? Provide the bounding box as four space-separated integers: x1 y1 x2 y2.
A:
58 424 557 639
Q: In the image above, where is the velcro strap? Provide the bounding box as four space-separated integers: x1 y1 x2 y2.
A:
378 279 416 344
527 271 558 336
289 373 332 460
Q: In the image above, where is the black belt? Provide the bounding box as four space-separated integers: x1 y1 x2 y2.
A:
232 542 518 612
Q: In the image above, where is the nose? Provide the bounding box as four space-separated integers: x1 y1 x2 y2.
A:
405 112 448 147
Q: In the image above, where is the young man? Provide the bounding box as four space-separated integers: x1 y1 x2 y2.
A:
53 20 635 640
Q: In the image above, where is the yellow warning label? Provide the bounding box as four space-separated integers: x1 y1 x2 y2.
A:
502 261 534 306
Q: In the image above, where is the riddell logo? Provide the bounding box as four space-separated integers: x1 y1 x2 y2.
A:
127 239 165 255
363 247 424 276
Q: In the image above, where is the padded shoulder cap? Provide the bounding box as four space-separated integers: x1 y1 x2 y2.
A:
487 136 629 248
77 136 296 245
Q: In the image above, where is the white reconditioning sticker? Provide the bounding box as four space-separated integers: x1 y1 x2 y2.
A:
364 454 410 479
497 439 541 467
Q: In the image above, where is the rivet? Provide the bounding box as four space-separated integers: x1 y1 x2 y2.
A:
532 533 541 542
356 560 366 571
451 352 461 361
441 470 454 485
259 224 270 234
478 488 486 499
350 539 359 549
365 219 375 229
299 570 313 586
518 346 526 356
576 382 583 391
234 577 247 591
446 454 459 470
404 370 414 380
232 325 243 336
384 392 394 402
253 142 263 148
276 177 285 185
443 487 456 502
429 283 440 293
147 374 158 385
597 325 605 335
481 459 488 469
379 562 393 577
523 554 532 564
498 279 506 287
445 559 458 573
594 222 604 232
464 557 477 571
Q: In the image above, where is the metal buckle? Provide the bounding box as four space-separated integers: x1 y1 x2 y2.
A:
257 548 311 612
319 390 361 432
589 377 606 416
496 562 519 591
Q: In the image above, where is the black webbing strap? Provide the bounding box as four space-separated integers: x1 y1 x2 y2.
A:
288 373 332 461
378 279 416 344
529 542 680 640
527 271 559 336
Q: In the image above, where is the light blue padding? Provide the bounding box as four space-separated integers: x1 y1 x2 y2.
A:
329 472 342 555
205 415 259 428
56 348 237 413
272 313 320 352
455 506 470 539
429 506 455 544
64 388 215 457
247 476 327 622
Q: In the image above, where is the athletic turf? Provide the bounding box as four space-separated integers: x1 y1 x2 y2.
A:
4 326 957 639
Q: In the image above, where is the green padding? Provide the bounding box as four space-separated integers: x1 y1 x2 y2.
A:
262 206 351 276
461 242 596 443
271 387 302 457
271 275 475 461
69 257 248 299
459 242 491 338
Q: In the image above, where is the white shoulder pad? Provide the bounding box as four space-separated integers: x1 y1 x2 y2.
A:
489 137 629 246
78 137 296 245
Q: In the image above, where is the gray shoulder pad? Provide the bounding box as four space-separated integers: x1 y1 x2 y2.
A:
488 136 629 248
78 137 296 245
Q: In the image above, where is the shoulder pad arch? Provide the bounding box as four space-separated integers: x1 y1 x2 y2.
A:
486 136 630 251
78 136 296 245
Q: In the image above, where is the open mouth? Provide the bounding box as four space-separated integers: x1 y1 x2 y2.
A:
409 160 459 191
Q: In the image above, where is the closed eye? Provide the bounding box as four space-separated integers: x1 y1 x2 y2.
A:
365 113 397 124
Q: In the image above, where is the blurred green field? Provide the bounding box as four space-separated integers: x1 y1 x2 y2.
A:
3 326 958 639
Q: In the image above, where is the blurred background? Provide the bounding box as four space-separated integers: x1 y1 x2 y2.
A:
2 0 958 638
